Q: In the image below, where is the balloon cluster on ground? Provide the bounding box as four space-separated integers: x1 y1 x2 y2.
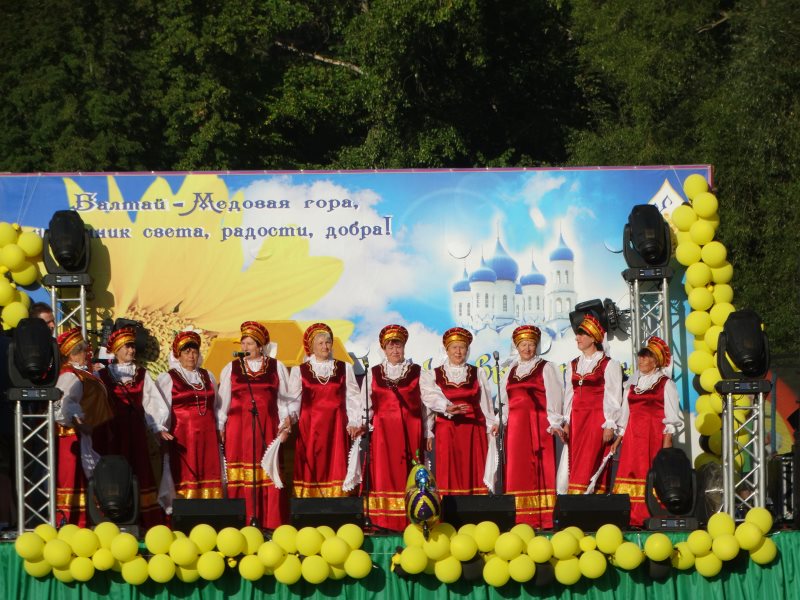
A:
391 510 777 588
0 221 44 329
13 521 373 585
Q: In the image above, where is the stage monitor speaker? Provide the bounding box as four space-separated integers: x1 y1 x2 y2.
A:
290 498 364 529
172 499 246 533
440 495 516 530
553 494 630 531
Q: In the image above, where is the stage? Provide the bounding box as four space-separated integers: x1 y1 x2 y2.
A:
1 532 797 599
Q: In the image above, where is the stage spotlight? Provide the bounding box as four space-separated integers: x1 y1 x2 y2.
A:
43 210 91 274
7 318 60 392
645 448 698 530
86 455 140 531
716 309 769 380
569 298 623 335
623 204 672 268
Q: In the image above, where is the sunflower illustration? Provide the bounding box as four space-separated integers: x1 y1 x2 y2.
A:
63 174 346 373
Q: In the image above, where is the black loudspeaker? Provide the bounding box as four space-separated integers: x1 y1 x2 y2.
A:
553 494 630 531
290 498 364 529
440 495 516 530
171 499 246 533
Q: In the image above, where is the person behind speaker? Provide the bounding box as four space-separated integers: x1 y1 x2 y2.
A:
156 331 224 513
560 314 624 494
54 328 113 526
288 323 362 498
95 327 170 527
612 336 682 526
498 325 564 528
216 321 294 529
420 327 498 496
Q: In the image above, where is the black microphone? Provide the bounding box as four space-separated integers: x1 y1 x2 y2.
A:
493 350 500 361
232 351 247 358
363 356 370 369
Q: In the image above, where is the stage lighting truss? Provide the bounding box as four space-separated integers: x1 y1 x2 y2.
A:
717 380 771 520
14 402 57 531
622 272 673 361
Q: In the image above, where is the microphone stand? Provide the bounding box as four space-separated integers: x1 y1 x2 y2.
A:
492 351 506 496
239 353 270 529
358 357 374 530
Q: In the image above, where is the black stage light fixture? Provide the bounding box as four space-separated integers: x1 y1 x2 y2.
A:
623 204 672 268
569 298 623 335
645 448 698 530
7 318 60 389
43 210 91 274
112 318 150 357
716 309 770 380
86 455 140 530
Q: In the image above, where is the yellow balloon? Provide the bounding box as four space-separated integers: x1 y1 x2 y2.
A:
399 546 428 574
0 278 15 305
578 550 607 579
707 513 735 540
551 531 579 559
43 539 72 569
329 564 347 580
688 287 714 312
710 302 735 327
10 260 38 286
702 325 723 352
482 556 511 587
24 559 52 578
190 524 218 554
508 554 536 583
671 204 698 232
595 524 624 555
688 350 715 375
579 536 597 552
686 262 712 288
695 394 713 414
272 524 299 553
712 283 734 305
0 244 26 271
711 261 733 284
686 310 712 336
494 532 524 561
510 523 535 544
320 536 351 565
169 537 200 567
474 521 501 553
148 553 176 583
687 530 713 557
671 542 695 570
689 219 716 246
239 554 265 581
1 301 28 328
145 525 174 555
57 524 80 544
343 549 372 579
683 174 709 200
316 525 336 539
458 523 477 538
176 561 200 582
122 556 149 585
701 241 727 268
712 534 740 561
644 533 673 561
693 192 719 218
94 522 121 549
709 431 722 456
295 526 324 557
701 213 720 230
434 555 462 584
15 532 45 561
34 524 58 543
92 548 115 571
257 540 285 568
217 526 246 557
0 222 19 247
695 411 722 436
563 526 584 541
675 242 702 266
111 532 139 563
745 507 774 535
527 536 554 563
197 550 225 581
71 528 100 558
613 542 644 570
434 522 457 538
449 533 478 562
700 367 722 394
403 523 425 548
52 564 75 583
16 231 43 258
554 556 581 585
749 537 777 565
422 529 451 560
240 526 264 555
695 551 722 577
694 452 721 470
301 554 330 584
337 523 364 550
676 230 692 246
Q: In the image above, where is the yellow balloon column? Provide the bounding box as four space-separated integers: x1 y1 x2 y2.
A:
673 175 742 469
0 221 45 329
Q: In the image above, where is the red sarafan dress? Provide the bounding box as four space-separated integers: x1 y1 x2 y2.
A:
223 358 288 529
432 365 489 496
614 375 672 526
293 360 353 498
55 364 112 526
166 368 223 501
366 362 424 530
504 360 558 528
567 355 612 494
96 366 165 527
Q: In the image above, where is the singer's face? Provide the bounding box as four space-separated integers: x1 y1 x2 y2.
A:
383 339 405 365
115 343 136 363
241 336 260 357
69 347 89 367
637 353 657 375
575 331 595 354
516 340 536 361
446 341 468 365
179 347 199 370
312 335 332 360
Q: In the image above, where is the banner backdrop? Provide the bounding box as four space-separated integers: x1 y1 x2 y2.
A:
3 166 751 450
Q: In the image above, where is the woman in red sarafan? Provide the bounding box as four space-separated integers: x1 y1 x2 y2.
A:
499 325 564 528
156 331 223 511
216 321 293 529
421 327 498 496
613 336 682 526
96 327 170 527
361 324 425 530
561 314 624 495
288 323 362 498
54 327 112 526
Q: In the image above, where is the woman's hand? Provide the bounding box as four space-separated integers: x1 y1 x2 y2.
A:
490 424 499 437
219 429 226 444
553 428 568 444
159 431 174 441
662 433 673 449
602 427 615 444
445 403 467 415
426 438 433 452
346 425 363 440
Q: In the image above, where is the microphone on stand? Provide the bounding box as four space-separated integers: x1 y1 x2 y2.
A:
492 349 505 495
232 351 247 358
493 350 500 361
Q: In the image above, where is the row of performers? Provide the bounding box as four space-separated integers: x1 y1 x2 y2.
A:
53 314 682 532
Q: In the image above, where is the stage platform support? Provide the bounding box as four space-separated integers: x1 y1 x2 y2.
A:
623 267 673 357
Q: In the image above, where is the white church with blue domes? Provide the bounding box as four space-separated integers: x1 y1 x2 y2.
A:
451 233 578 338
